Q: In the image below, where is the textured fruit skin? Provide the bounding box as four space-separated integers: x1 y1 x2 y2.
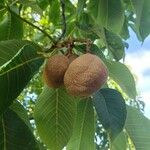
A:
64 53 108 96
43 55 69 88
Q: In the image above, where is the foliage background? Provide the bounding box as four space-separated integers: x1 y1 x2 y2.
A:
0 0 150 150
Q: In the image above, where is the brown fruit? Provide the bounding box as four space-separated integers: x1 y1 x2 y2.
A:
64 53 108 96
43 55 69 88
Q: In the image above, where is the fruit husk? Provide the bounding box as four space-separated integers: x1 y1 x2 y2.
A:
43 55 69 88
64 53 108 96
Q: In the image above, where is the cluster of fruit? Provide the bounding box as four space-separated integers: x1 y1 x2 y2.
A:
43 53 108 97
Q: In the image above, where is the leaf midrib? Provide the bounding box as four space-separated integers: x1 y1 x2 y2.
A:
0 56 42 76
2 117 6 150
7 13 11 40
77 100 88 150
130 0 145 28
106 0 108 28
100 93 112 131
55 89 59 148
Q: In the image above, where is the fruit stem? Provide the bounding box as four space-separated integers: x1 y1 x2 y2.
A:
86 39 92 53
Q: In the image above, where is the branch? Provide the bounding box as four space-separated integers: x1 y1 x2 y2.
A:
6 5 55 43
58 0 66 40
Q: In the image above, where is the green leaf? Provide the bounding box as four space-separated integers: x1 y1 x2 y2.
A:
67 99 95 150
18 0 36 5
0 45 44 115
0 101 39 150
131 0 150 40
0 0 4 10
0 0 4 5
105 30 125 61
65 0 76 15
76 12 94 29
125 106 150 150
0 12 23 41
36 0 49 10
65 21 76 37
0 40 32 67
93 88 127 140
49 0 60 25
75 44 105 61
18 1 43 14
111 131 127 150
77 0 87 16
90 44 106 60
88 0 125 33
9 101 32 130
34 87 77 150
106 61 137 99
120 17 130 40
0 9 6 21
76 12 99 40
